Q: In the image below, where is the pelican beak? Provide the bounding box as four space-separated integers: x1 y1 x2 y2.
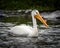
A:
34 13 48 28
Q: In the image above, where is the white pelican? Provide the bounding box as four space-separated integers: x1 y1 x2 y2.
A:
9 10 48 37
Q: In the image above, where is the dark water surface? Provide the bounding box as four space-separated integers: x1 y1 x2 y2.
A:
0 10 60 48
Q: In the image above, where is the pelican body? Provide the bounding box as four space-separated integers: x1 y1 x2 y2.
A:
10 10 48 37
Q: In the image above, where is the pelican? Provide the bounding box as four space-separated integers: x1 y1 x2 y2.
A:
9 10 48 37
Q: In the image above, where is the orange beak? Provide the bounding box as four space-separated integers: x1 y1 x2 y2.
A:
34 13 48 28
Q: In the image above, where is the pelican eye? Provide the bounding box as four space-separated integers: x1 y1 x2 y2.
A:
36 12 38 14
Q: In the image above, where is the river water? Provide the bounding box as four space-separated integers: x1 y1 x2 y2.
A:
0 10 60 48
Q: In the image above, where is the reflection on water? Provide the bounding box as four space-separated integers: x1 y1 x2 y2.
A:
0 10 60 48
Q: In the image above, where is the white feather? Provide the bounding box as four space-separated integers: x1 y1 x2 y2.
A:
10 24 38 37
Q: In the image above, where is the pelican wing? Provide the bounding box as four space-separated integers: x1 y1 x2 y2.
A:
10 24 35 36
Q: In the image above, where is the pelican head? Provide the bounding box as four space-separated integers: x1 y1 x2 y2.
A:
31 10 48 28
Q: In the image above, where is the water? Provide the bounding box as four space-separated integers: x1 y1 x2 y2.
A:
0 10 60 48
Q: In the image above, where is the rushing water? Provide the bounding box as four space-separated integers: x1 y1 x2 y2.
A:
0 10 60 48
